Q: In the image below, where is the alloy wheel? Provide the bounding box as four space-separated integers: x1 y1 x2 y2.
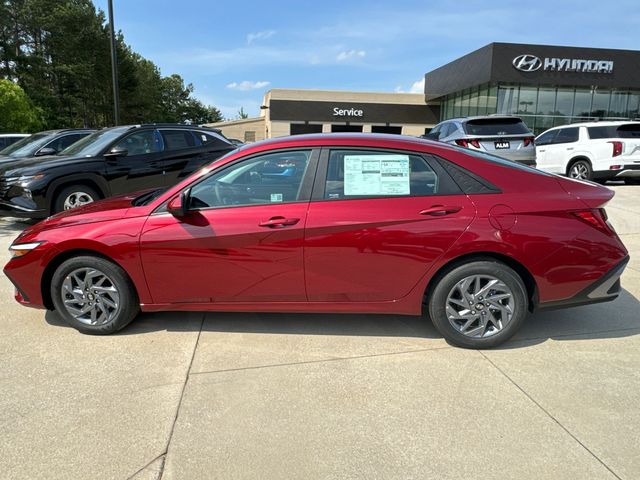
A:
445 274 515 338
569 163 589 180
60 267 120 325
63 192 94 210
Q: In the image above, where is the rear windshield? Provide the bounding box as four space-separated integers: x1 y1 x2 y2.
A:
451 145 553 176
463 118 530 136
588 124 640 139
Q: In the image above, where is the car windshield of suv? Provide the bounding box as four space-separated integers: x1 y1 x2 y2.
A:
464 118 530 136
0 132 52 157
59 127 131 157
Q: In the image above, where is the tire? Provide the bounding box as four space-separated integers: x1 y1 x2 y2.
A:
51 255 140 335
427 260 528 349
567 159 592 181
53 185 100 214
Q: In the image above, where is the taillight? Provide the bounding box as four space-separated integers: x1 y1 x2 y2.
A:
571 209 615 236
523 136 535 147
608 141 623 157
455 139 480 148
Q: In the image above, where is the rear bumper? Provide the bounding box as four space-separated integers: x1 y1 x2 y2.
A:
593 164 640 180
537 256 629 310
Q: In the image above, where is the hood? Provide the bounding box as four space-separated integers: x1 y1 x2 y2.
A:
0 154 96 176
22 192 146 237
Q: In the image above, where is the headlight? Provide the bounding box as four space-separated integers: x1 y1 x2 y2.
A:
9 241 45 258
18 174 45 185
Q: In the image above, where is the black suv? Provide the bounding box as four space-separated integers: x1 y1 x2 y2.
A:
0 129 95 160
0 124 236 218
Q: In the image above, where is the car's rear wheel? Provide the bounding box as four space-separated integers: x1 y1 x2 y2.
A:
53 185 99 214
51 256 139 334
567 160 592 181
427 260 528 349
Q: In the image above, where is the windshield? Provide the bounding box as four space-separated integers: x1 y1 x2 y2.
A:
60 127 131 157
0 133 53 157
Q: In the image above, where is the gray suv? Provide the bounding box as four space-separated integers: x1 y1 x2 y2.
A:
425 116 536 165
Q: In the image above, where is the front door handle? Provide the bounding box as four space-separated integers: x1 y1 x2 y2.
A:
566 147 574 150
419 205 462 216
259 216 300 228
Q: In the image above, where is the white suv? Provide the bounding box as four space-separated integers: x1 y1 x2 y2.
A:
535 121 640 184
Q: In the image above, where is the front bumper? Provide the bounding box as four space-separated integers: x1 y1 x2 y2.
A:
538 256 629 310
0 200 48 219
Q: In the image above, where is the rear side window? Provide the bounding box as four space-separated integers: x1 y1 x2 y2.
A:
193 130 231 147
552 127 579 144
588 124 640 139
464 118 530 136
323 150 459 199
161 130 195 150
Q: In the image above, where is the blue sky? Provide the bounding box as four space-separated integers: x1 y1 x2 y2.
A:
94 0 640 119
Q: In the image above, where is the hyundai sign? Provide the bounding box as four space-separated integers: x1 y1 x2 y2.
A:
513 54 614 74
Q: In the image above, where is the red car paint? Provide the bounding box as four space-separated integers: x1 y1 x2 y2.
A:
4 134 629 316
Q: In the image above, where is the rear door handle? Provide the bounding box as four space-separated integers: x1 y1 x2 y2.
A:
259 216 300 228
419 205 462 216
566 147 574 150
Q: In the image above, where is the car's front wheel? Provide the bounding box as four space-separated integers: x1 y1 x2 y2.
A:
427 260 528 349
51 255 139 334
53 185 99 214
567 160 592 181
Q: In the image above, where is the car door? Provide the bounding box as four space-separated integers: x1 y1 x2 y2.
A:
105 129 165 195
535 129 558 170
304 148 475 302
544 127 579 173
139 148 319 304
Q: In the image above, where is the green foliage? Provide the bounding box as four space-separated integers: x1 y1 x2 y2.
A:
236 107 249 119
0 0 222 130
0 79 43 132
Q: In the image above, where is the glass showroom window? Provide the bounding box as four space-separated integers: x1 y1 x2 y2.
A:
628 92 640 118
590 90 610 119
554 88 575 125
609 91 630 118
535 88 556 133
516 86 537 115
486 85 498 114
573 89 593 119
476 84 489 115
497 85 518 115
468 86 480 117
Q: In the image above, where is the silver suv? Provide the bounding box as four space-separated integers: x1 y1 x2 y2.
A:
426 116 536 165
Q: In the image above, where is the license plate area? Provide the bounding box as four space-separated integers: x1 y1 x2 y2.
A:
495 141 510 149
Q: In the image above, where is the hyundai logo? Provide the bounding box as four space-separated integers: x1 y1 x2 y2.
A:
513 54 542 72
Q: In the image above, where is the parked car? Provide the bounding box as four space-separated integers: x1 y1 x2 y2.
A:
535 121 640 183
425 116 536 165
0 129 94 160
4 134 628 348
0 133 30 151
0 124 235 218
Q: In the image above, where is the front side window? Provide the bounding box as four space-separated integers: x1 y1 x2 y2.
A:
189 150 311 209
324 150 440 200
552 127 579 144
46 133 88 153
536 129 558 145
114 130 161 156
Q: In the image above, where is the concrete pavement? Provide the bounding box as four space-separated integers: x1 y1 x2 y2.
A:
0 184 638 479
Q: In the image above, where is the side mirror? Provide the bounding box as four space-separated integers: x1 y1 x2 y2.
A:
105 147 128 158
167 189 190 217
36 147 57 156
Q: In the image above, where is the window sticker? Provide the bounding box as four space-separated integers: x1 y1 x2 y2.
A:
270 193 283 202
344 154 410 196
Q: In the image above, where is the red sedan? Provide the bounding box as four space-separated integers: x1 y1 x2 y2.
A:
3 134 629 348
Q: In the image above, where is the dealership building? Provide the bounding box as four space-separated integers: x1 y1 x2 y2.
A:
210 42 640 140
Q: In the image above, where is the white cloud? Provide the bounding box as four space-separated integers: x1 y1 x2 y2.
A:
247 30 276 45
226 80 270 91
395 78 424 94
336 49 366 62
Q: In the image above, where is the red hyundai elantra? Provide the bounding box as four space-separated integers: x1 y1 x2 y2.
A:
3 134 629 348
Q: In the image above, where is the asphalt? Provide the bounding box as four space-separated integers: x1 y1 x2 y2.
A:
0 184 638 480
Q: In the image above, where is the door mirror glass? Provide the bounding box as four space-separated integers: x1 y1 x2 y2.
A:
167 189 191 217
105 147 128 158
35 147 57 156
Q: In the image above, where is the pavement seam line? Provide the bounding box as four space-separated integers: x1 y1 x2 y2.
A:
189 344 453 377
126 453 165 480
158 313 205 480
477 350 623 480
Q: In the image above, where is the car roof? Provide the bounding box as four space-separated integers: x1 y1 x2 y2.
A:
551 120 640 128
0 133 30 137
443 115 524 123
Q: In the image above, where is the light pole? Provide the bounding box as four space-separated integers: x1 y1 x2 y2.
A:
108 0 120 125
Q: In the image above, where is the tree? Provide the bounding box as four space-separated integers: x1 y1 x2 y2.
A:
0 78 43 132
236 107 249 119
